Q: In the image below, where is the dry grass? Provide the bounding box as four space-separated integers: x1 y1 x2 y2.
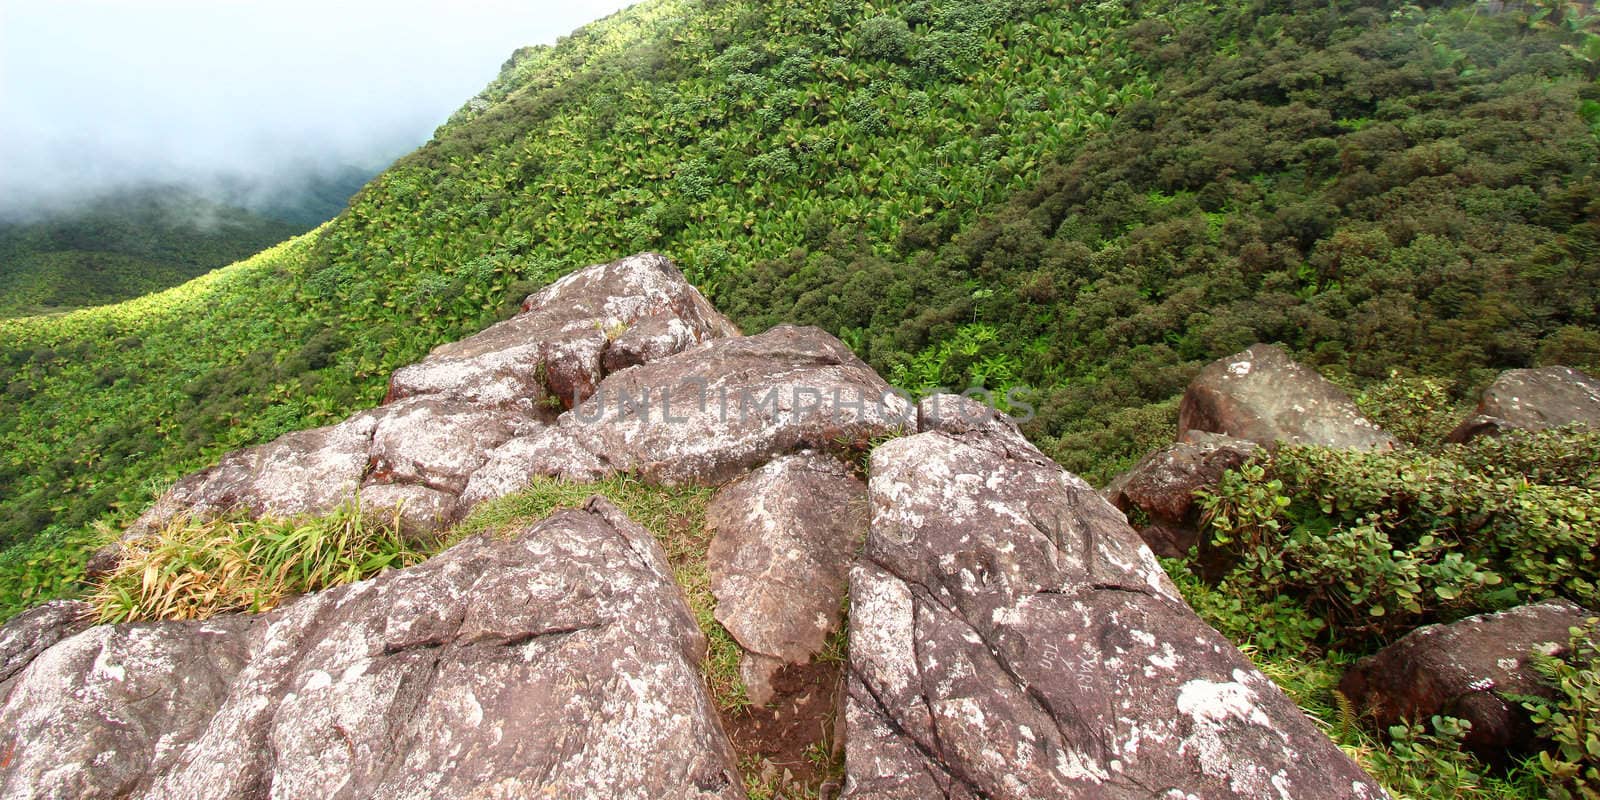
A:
90 500 423 623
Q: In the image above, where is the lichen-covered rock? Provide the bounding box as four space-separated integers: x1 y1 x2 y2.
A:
917 393 1043 462
1446 366 1600 443
843 428 1386 799
1179 344 1397 451
364 397 528 495
0 498 743 799
1104 432 1259 558
459 426 614 510
564 325 915 485
707 451 866 705
355 482 460 541
386 252 737 414
0 600 92 690
1339 599 1596 762
122 408 386 539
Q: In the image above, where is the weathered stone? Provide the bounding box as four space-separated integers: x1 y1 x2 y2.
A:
707 451 866 705
1104 432 1259 558
1447 366 1600 443
387 253 737 414
1340 599 1596 762
917 393 1044 462
0 498 742 799
458 426 614 509
843 427 1385 799
1179 344 1397 451
563 325 915 485
365 397 528 495
0 615 256 798
355 482 460 541
122 408 386 539
0 600 92 690
604 312 716 375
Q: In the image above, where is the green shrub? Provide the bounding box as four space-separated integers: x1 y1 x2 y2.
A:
1197 427 1600 648
1523 621 1600 800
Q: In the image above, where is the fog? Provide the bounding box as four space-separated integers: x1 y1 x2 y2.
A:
0 0 636 221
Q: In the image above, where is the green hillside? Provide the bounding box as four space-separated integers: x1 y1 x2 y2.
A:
2 0 1598 793
4 0 1597 607
0 187 306 317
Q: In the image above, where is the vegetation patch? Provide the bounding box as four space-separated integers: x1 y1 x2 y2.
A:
90 499 423 623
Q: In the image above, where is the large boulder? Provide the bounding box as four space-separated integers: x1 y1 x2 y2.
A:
0 498 742 799
386 252 738 414
1104 432 1259 558
843 426 1386 799
1180 344 1397 451
363 397 529 496
1339 599 1596 762
707 451 866 705
1447 366 1600 443
562 325 915 485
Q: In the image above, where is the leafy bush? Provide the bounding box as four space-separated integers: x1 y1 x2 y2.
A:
1197 427 1600 648
90 501 422 622
853 15 913 62
1523 621 1600 800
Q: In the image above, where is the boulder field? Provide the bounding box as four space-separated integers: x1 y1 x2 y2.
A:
3 254 1390 798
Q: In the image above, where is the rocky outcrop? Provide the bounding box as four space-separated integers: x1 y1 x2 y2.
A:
1446 366 1600 443
109 253 739 552
1180 344 1397 451
560 325 914 485
1339 599 1596 762
1104 432 1259 558
0 498 742 799
707 451 866 705
387 251 738 414
843 422 1385 798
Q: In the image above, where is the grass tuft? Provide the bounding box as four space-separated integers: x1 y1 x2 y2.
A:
89 499 422 623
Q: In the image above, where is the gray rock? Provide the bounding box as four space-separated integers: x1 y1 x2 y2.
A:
0 600 92 690
843 427 1386 799
1179 344 1397 451
355 482 459 542
707 452 866 705
1340 599 1596 762
0 498 743 799
364 397 528 495
1104 432 1259 558
387 252 738 414
563 325 915 485
917 393 1044 463
1447 366 1600 443
458 426 614 510
122 408 386 540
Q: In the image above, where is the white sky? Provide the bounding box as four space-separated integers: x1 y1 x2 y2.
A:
0 0 636 216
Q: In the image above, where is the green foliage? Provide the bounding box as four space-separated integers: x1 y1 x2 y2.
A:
90 500 422 623
0 186 305 318
1354 371 1465 447
1523 622 1600 799
1198 427 1600 647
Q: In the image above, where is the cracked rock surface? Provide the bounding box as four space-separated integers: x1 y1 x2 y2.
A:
707 451 866 705
0 498 742 800
842 425 1387 799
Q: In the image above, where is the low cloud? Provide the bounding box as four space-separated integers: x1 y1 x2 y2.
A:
0 0 635 221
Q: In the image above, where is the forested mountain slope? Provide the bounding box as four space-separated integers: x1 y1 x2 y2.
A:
0 0 1596 628
0 187 303 317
